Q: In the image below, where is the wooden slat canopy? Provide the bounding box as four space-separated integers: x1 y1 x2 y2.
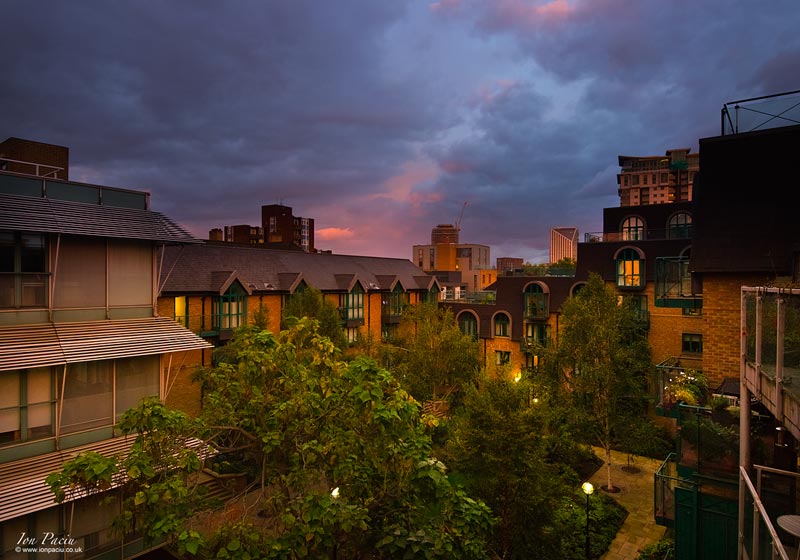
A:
0 317 212 372
0 436 215 522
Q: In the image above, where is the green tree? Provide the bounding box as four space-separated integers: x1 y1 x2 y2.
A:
443 377 574 558
388 302 482 404
281 284 347 350
46 399 210 556
548 273 651 491
51 320 493 559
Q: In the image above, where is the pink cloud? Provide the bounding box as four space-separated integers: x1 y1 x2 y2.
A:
371 159 441 205
483 0 576 30
317 227 355 241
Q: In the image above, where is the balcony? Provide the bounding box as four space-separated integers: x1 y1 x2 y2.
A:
583 226 694 243
520 336 547 354
523 292 548 320
655 257 702 309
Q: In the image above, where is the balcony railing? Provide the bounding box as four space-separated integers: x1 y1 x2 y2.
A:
583 226 694 243
0 169 149 209
655 257 702 309
738 465 796 560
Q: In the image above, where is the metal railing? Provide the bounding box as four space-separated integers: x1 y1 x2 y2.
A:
583 226 694 243
739 465 795 560
722 90 800 135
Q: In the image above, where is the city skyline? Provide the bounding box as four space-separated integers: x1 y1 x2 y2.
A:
3 0 798 263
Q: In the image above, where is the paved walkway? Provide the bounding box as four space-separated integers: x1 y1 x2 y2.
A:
588 447 668 560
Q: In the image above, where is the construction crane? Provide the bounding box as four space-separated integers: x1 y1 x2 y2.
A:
455 201 469 232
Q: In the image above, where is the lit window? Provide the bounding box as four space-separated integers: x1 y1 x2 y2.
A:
616 249 643 288
174 296 188 327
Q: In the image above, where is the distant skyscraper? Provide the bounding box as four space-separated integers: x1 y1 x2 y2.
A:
617 148 699 207
550 227 578 264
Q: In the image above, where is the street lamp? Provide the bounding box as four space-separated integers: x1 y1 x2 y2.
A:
582 482 594 559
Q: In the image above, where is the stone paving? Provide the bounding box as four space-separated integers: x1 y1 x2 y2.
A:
588 447 669 560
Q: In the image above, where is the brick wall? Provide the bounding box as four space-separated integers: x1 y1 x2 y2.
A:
701 273 766 386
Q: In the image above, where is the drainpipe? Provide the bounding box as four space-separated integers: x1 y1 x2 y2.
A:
776 295 785 425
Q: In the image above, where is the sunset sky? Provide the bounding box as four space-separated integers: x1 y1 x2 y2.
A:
3 1 799 264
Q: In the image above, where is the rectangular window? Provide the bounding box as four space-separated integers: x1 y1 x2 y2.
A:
57 356 160 436
0 367 55 445
213 289 247 330
495 351 511 365
682 333 703 354
61 361 113 434
174 296 189 327
108 239 152 306
115 356 159 419
345 327 359 344
55 236 106 308
339 289 364 322
0 231 48 308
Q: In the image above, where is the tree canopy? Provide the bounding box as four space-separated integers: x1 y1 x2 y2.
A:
546 273 652 490
385 302 482 404
280 284 347 350
49 319 493 559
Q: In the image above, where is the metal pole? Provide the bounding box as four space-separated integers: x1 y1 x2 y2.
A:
586 491 591 560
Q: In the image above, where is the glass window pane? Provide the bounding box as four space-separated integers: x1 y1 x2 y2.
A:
116 355 159 419
0 372 20 439
62 361 113 433
20 234 46 272
108 239 152 306
54 237 106 308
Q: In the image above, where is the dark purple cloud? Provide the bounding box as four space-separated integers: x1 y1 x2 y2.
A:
3 0 799 264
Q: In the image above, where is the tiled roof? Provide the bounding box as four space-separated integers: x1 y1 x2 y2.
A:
159 243 438 294
0 193 198 243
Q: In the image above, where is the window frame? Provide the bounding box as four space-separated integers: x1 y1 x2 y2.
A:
616 248 644 288
682 333 703 354
458 312 478 341
0 230 48 309
493 313 510 337
621 216 645 241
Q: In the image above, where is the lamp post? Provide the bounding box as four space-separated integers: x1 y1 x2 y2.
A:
582 482 594 560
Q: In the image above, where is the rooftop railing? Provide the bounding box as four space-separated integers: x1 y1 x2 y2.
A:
722 90 800 135
0 168 149 210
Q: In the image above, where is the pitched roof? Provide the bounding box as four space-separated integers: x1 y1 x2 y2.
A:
159 242 438 295
0 193 198 243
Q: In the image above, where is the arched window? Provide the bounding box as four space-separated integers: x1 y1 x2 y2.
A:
621 216 645 241
523 283 548 320
667 212 693 239
616 248 643 288
570 283 586 297
458 313 478 341
494 313 510 337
